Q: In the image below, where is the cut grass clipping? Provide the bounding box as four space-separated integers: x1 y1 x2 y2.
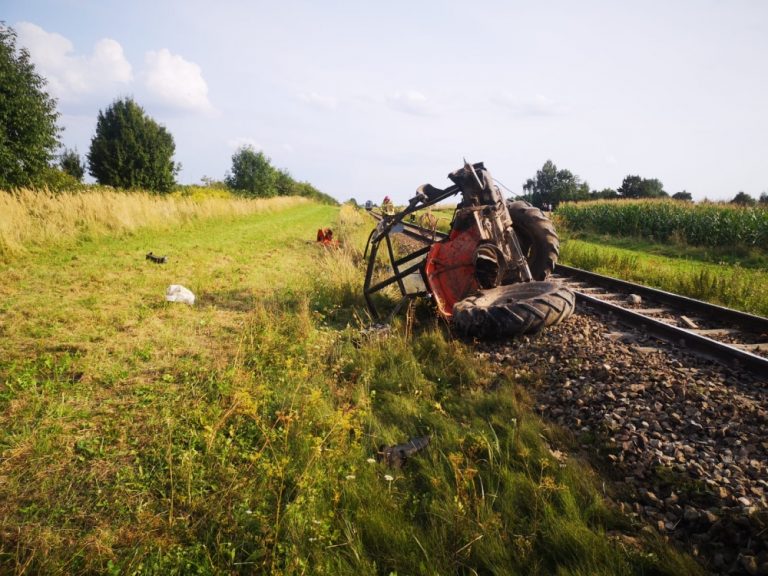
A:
0 200 701 574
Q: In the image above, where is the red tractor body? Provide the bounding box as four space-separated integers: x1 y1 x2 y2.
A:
363 161 575 337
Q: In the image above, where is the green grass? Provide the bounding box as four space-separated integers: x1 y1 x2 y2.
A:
559 236 768 317
0 203 702 574
562 231 768 270
555 200 768 314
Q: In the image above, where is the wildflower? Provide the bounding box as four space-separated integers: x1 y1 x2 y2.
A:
384 474 394 482
345 474 356 480
366 458 376 464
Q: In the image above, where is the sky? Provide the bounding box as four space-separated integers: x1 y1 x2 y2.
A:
4 0 768 203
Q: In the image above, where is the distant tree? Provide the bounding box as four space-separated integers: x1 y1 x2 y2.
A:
88 98 179 192
759 192 768 205
645 178 667 197
523 160 590 208
225 146 277 197
37 166 83 191
274 167 296 196
590 188 618 200
200 175 228 189
731 191 755 206
292 180 338 205
0 23 61 189
617 175 643 198
618 175 667 198
59 148 85 181
672 191 693 201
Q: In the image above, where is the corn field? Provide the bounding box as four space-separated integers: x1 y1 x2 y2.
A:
556 200 768 249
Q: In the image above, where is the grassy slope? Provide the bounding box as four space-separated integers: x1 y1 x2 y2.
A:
561 231 768 269
0 203 699 574
559 234 768 317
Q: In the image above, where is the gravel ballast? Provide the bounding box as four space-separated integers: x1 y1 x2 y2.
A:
476 305 768 575
387 228 768 573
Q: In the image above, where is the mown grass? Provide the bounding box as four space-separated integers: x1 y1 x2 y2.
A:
0 201 701 574
0 187 310 260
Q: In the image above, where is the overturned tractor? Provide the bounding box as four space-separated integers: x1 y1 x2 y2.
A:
363 161 575 338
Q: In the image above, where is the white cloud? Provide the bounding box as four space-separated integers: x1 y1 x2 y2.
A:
144 49 213 113
227 137 262 151
492 94 569 117
297 91 337 109
91 39 132 82
15 22 132 101
387 90 437 117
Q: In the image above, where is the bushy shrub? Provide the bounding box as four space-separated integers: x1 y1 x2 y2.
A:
225 146 337 204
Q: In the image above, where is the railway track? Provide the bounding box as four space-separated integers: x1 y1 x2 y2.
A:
367 209 768 379
369 210 768 571
553 265 768 378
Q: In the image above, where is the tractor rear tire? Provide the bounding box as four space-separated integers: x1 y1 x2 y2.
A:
452 281 575 338
506 200 559 281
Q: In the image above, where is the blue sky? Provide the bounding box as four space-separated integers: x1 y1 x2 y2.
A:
5 0 768 203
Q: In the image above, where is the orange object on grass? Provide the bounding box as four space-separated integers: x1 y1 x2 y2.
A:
424 227 481 318
316 228 339 247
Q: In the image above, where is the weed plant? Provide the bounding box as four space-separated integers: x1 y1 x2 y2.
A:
0 203 701 574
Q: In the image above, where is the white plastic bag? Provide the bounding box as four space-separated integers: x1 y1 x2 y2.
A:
166 284 195 305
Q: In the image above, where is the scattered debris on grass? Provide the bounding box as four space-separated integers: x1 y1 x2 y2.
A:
165 284 195 305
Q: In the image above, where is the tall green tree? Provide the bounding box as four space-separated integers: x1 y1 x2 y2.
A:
225 146 277 197
59 147 85 181
618 175 667 198
731 191 755 206
672 191 693 201
0 23 61 189
590 188 618 200
274 167 297 196
88 98 179 192
522 160 589 208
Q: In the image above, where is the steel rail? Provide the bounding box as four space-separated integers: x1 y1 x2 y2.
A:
367 209 768 378
556 264 768 334
554 265 768 379
573 291 768 378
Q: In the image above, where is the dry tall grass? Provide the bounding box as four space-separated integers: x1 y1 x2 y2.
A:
0 188 308 259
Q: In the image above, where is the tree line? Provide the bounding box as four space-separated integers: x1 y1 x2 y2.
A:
3 22 762 209
520 160 767 209
0 23 335 204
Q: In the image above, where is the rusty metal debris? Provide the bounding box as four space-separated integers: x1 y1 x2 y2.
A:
363 160 575 337
376 435 431 468
146 251 167 264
